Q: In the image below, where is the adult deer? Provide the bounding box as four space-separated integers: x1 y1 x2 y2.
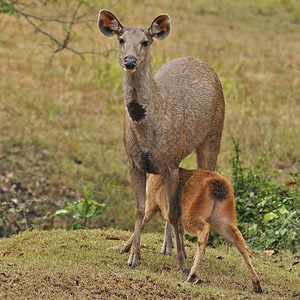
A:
97 10 225 271
123 168 263 293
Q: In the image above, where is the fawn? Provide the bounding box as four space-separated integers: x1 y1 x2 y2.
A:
97 10 225 271
123 168 263 293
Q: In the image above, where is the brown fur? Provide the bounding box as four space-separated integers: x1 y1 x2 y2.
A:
98 10 225 270
123 168 263 293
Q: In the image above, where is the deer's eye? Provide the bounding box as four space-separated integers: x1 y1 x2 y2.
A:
118 38 125 45
141 40 149 47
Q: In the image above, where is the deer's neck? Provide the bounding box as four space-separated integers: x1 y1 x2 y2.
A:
122 60 155 122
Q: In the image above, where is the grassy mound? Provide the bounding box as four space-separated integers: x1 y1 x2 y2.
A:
0 229 299 299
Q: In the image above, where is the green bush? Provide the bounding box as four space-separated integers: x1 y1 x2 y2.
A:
230 138 299 251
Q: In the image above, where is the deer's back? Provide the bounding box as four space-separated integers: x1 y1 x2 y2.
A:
154 57 223 105
153 57 224 155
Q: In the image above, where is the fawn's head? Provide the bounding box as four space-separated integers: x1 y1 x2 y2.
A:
98 10 171 73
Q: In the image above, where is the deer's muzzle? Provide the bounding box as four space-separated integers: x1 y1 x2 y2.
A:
123 56 138 70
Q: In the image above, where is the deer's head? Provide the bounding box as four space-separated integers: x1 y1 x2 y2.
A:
98 10 171 73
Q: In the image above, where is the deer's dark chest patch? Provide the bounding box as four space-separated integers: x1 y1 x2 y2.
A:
141 152 158 174
126 88 146 122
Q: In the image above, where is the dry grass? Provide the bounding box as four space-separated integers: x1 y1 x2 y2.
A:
0 0 299 230
0 229 299 299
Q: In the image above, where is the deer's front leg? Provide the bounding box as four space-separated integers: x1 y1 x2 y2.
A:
165 167 188 273
124 161 146 268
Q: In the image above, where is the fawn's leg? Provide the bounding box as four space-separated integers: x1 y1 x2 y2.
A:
216 223 262 293
121 201 159 253
186 220 210 282
161 222 173 255
165 167 188 273
193 245 206 263
125 162 146 268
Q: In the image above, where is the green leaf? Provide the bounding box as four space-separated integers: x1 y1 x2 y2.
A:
278 205 289 215
264 212 278 223
86 210 95 218
248 223 257 235
71 221 82 230
1 1 15 15
67 203 83 215
53 209 69 216
62 26 72 33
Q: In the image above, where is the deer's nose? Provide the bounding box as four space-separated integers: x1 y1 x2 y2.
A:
123 56 138 69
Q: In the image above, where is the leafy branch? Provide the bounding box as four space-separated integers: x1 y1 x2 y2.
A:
0 0 117 59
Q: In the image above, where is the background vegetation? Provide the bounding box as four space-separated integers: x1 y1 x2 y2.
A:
0 0 299 250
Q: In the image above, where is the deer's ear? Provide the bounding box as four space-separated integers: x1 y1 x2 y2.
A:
149 14 171 41
98 10 123 37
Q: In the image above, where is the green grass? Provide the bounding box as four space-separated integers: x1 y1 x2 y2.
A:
0 229 299 299
0 0 299 232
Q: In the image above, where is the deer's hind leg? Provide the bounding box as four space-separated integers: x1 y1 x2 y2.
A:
178 219 187 259
196 137 221 172
186 218 210 282
185 187 213 282
214 223 262 293
196 103 224 171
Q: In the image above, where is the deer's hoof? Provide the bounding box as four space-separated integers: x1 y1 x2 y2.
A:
183 269 189 275
253 281 263 293
186 273 197 283
126 263 137 269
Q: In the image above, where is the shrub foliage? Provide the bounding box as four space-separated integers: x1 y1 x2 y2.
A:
230 138 299 251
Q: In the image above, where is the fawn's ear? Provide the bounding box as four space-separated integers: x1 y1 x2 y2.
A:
149 14 171 40
98 10 123 37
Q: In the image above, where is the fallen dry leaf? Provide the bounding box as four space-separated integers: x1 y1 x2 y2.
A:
106 235 127 241
193 279 204 285
286 181 296 186
264 250 275 257
106 246 119 251
105 235 121 240
7 263 16 267
109 269 123 278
